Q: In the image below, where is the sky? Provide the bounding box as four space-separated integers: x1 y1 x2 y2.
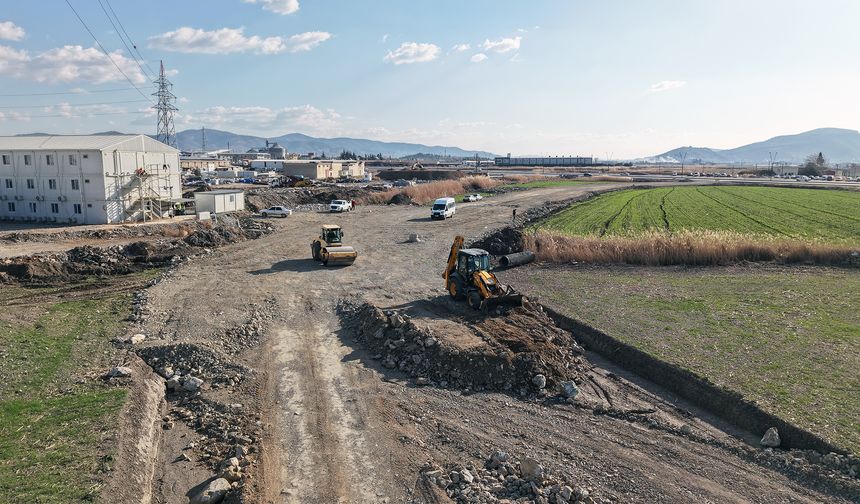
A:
1 0 859 158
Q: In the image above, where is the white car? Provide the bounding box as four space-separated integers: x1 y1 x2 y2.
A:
329 200 354 212
463 194 483 202
260 206 292 218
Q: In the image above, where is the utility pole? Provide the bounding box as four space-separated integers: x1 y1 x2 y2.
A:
153 60 177 147
679 151 688 175
769 151 778 177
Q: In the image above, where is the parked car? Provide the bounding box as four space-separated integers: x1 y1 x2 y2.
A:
260 206 292 218
329 199 354 212
583 172 593 177
463 194 483 202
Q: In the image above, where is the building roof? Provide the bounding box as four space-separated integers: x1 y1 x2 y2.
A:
0 134 179 153
196 189 245 196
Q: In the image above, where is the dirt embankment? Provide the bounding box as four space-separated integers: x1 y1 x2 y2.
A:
244 185 384 212
0 216 273 285
376 169 465 181
338 301 588 395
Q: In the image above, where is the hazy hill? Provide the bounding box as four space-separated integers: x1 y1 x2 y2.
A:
173 128 497 159
645 128 860 164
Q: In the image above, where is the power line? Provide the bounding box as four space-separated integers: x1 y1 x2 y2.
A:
0 99 151 109
96 0 154 81
102 0 157 78
63 0 153 103
13 110 150 119
0 87 155 97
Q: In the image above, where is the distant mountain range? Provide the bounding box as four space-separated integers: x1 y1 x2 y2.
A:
172 128 497 159
642 128 860 164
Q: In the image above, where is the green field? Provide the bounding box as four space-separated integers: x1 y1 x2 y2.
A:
0 279 144 503
539 186 860 242
504 265 860 452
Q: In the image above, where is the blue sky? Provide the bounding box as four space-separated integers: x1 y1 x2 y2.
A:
1 0 858 158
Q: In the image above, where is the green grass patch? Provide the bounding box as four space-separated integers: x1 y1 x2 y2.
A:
0 286 132 503
508 266 860 452
539 186 860 243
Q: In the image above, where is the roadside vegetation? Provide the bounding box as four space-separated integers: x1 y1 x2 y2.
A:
527 186 859 266
505 265 860 453
0 276 148 503
360 176 500 205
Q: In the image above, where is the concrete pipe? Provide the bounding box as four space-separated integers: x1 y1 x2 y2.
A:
498 251 535 268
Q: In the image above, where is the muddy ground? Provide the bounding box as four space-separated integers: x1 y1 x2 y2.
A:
4 182 858 503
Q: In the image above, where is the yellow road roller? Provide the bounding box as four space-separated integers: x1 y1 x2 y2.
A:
311 224 357 266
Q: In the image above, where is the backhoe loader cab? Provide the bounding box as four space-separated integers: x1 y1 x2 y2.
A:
311 224 357 266
457 249 491 277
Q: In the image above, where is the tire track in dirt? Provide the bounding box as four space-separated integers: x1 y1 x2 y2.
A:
274 295 388 504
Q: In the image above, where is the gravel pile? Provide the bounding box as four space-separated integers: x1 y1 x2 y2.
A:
422 452 600 504
219 300 276 354
137 343 252 388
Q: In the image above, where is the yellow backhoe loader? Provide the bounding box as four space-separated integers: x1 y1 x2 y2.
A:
443 235 523 310
311 224 357 266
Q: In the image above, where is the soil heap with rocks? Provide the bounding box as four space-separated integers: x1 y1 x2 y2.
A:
338 301 588 396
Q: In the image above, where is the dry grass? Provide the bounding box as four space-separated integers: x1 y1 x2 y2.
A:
523 230 860 266
360 176 500 205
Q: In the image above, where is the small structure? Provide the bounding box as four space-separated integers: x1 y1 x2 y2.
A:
180 157 230 171
194 189 245 214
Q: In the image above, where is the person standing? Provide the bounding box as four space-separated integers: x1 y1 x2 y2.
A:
512 207 517 224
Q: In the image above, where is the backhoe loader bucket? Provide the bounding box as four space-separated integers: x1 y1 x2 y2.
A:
482 291 524 311
321 245 357 266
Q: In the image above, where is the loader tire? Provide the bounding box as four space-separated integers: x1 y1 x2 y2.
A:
448 278 466 301
467 291 482 310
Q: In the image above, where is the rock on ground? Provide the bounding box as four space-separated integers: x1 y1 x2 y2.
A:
190 477 231 504
760 427 781 448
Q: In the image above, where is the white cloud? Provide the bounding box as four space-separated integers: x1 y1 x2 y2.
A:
482 36 521 53
148 27 330 55
452 43 470 52
470 53 487 63
284 31 332 53
381 34 389 43
243 0 299 15
0 21 25 41
42 102 128 118
648 80 687 93
182 105 342 135
384 42 440 65
0 44 147 83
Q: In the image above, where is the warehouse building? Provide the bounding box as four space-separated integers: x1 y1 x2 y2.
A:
0 134 180 225
494 154 594 167
248 159 365 179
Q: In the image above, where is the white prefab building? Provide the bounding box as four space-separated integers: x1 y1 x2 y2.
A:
0 135 181 225
194 190 245 214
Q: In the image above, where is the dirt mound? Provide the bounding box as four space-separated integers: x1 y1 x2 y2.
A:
338 301 587 394
469 227 524 256
0 217 273 285
244 185 380 212
388 192 413 205
376 169 464 181
0 220 197 244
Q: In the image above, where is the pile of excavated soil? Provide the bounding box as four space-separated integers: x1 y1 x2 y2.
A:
0 216 273 285
0 220 198 244
338 301 588 395
376 169 464 181
244 185 382 212
469 227 524 256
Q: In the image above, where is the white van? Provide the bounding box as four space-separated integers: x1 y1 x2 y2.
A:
431 197 456 220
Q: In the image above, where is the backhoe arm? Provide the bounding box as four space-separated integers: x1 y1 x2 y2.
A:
443 235 465 280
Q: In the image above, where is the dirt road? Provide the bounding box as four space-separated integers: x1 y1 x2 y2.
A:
138 183 857 503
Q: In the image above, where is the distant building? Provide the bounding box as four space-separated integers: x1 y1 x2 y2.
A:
495 154 594 167
180 157 230 170
249 159 365 179
194 189 245 214
0 134 180 224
